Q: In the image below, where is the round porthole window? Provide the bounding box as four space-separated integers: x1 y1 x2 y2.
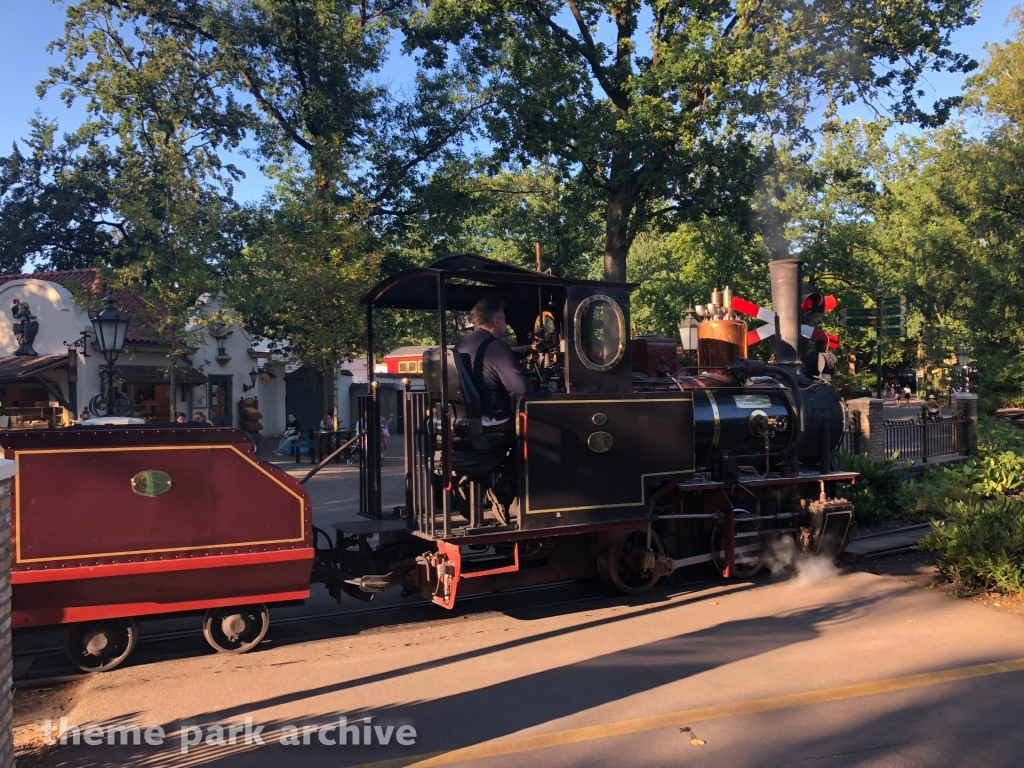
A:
573 295 626 372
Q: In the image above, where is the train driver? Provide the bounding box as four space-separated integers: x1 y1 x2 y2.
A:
454 297 535 524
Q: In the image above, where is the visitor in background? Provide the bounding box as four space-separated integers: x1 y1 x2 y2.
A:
274 414 301 455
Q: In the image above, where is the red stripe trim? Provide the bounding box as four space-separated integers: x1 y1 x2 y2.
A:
731 296 761 317
12 547 313 584
461 543 520 579
13 590 310 628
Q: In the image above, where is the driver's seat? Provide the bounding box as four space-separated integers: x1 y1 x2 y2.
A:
423 347 510 526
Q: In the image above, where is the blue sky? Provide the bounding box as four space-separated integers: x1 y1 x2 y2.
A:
0 0 1018 203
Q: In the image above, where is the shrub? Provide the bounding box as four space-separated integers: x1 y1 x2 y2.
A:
836 453 911 524
952 451 1024 497
919 496 1024 595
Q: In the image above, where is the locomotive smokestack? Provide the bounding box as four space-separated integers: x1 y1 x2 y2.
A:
768 258 803 364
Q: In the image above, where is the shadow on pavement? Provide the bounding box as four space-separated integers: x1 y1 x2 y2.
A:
47 596 893 767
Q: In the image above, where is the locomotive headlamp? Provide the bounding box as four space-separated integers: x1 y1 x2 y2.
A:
678 307 700 352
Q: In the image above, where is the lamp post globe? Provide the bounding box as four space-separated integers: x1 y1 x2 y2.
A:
90 295 131 416
678 306 700 368
956 344 969 370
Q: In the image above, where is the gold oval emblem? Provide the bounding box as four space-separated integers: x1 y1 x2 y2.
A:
592 413 608 426
588 431 613 453
131 470 173 497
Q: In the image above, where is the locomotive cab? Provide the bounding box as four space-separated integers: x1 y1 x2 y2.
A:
363 253 688 539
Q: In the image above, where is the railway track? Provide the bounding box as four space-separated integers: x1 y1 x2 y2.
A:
13 527 932 688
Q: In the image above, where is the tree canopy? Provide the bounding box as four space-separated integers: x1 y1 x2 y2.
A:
407 0 979 280
11 0 1024 412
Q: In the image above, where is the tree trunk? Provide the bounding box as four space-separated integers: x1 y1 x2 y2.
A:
603 198 633 283
603 141 637 282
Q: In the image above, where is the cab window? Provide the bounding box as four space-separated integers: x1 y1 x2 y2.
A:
575 296 625 371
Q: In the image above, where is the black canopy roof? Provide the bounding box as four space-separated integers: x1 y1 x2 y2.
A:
363 253 633 311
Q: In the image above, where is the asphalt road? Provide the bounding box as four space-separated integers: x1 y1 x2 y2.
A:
19 566 1024 767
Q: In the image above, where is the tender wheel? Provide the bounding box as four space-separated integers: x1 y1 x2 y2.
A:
602 530 664 595
202 604 269 654
64 618 138 673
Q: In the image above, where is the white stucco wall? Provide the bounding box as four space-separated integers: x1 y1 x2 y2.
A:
0 279 291 434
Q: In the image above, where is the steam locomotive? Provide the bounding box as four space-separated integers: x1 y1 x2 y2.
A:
7 253 855 672
320 254 855 607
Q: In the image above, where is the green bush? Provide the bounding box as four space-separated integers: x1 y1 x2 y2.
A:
904 465 974 517
834 413 1024 525
977 414 1024 454
836 453 911 524
919 496 1024 595
952 451 1024 497
836 454 975 523
941 416 1024 498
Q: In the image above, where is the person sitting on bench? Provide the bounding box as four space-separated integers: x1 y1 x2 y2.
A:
453 297 535 523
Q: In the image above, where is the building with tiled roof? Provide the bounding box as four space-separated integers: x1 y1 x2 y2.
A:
0 269 292 437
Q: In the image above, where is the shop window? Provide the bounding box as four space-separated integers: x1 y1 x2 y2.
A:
130 384 171 422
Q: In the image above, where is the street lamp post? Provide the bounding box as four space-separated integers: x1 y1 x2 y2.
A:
677 306 700 369
90 294 131 417
955 344 970 392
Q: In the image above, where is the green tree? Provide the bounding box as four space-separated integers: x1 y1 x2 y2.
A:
44 1 489 414
409 0 980 281
0 116 117 272
40 1 248 414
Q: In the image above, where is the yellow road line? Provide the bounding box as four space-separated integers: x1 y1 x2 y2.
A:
351 656 1024 768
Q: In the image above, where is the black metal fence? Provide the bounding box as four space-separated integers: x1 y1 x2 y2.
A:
884 416 968 463
837 410 861 456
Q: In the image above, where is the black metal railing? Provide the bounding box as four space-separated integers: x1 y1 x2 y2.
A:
404 391 436 537
358 392 382 518
837 409 861 455
884 416 968 463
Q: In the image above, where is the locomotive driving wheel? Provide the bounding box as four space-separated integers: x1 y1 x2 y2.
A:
64 618 138 673
601 530 665 595
202 604 269 654
710 518 765 579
